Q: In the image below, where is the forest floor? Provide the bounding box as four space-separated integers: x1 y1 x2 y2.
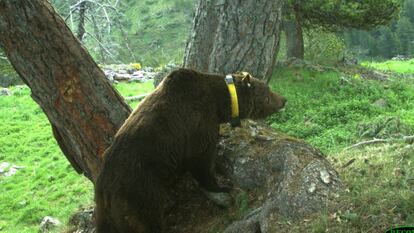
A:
0 61 413 232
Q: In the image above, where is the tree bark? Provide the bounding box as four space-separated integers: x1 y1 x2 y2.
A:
283 17 304 59
0 0 131 181
183 0 284 82
183 0 220 72
77 1 87 42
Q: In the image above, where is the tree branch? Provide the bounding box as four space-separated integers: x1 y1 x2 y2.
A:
125 94 149 102
343 136 414 151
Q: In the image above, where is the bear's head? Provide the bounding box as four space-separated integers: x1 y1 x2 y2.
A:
232 72 286 120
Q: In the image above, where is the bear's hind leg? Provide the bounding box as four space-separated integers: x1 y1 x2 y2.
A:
188 147 231 193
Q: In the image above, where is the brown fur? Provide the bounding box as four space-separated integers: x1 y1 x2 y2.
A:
95 68 286 233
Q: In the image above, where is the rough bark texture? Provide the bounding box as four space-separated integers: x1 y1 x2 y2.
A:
0 0 131 181
183 0 220 72
283 18 304 59
183 0 283 82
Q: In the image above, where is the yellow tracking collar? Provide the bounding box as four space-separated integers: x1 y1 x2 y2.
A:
225 75 241 127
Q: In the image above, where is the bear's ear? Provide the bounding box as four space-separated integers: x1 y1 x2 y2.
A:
241 72 252 88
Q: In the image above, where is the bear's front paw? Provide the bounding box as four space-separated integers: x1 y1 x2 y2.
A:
201 183 232 193
201 189 232 208
215 185 232 193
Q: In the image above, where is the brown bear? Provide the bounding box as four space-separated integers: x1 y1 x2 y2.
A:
95 68 286 233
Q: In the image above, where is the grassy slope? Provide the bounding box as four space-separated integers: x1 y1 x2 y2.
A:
0 82 153 233
361 59 414 74
269 65 414 153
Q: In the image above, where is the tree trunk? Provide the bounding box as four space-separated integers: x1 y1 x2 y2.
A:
90 13 108 63
283 15 304 59
0 0 131 181
77 1 87 42
183 0 220 72
183 0 284 82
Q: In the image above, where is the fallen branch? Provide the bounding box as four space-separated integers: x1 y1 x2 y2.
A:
125 94 149 102
344 135 414 151
341 158 356 168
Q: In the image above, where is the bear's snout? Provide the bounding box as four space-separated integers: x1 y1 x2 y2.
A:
271 92 286 111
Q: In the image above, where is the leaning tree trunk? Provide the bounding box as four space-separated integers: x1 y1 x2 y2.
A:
184 0 284 82
0 0 131 181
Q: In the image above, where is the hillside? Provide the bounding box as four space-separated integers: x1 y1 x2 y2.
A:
120 0 194 65
50 0 195 66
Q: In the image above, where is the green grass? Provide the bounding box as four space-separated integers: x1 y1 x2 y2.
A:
1 62 414 232
361 59 414 74
0 86 91 232
0 82 153 232
333 145 414 231
291 144 414 233
268 66 414 153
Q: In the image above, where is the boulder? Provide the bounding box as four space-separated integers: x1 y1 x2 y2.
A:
153 63 179 87
218 120 341 233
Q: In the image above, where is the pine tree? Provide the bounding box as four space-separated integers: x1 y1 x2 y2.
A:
377 27 399 58
396 17 414 56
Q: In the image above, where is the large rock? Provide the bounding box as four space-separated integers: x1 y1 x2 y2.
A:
153 63 179 87
218 120 341 233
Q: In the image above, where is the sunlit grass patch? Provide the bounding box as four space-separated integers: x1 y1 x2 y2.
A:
114 81 154 98
362 59 414 74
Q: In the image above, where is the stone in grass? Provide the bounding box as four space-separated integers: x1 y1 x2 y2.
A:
0 162 10 174
40 216 61 232
0 88 11 96
372 98 389 108
68 208 95 233
0 162 24 177
153 63 179 87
